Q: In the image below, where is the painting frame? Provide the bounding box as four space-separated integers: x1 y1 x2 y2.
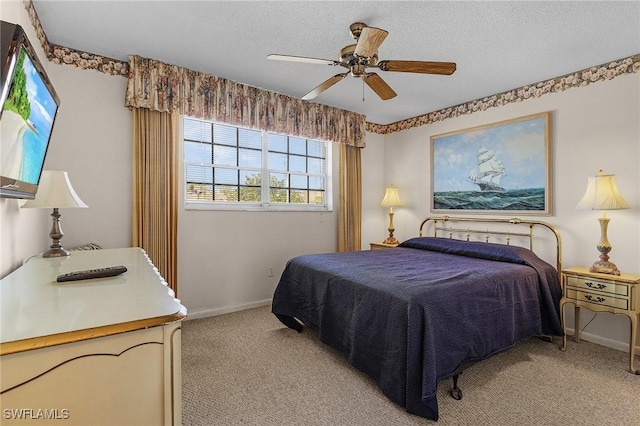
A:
430 111 552 215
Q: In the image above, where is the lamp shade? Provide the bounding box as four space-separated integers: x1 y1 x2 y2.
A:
380 185 402 207
22 170 88 209
576 170 629 211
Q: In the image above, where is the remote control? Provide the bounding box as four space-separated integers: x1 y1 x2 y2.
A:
56 266 128 282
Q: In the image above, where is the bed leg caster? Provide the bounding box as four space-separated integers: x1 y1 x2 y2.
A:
450 374 463 400
274 314 303 332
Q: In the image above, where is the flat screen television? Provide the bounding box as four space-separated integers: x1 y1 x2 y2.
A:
0 20 60 199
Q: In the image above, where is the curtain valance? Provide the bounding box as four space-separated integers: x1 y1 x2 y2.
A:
124 55 366 147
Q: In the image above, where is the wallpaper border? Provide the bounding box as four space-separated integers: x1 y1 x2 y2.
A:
23 0 129 76
366 54 640 134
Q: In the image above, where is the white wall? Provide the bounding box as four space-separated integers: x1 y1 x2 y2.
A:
43 65 132 250
178 153 340 318
362 73 640 351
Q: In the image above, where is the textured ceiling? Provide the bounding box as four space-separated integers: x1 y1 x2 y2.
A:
31 1 640 124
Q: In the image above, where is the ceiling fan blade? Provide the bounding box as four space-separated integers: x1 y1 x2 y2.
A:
302 73 348 100
267 54 340 66
377 60 457 75
354 27 389 58
363 73 397 100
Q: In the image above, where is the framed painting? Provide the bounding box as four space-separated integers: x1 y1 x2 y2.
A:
430 111 552 215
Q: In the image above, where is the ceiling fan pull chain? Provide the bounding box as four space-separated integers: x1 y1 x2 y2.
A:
362 78 365 102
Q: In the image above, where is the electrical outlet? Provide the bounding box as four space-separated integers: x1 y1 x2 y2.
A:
267 266 274 277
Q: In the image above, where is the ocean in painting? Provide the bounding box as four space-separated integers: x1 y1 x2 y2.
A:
434 188 545 211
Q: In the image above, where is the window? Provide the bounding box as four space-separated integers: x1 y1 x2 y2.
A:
183 117 331 210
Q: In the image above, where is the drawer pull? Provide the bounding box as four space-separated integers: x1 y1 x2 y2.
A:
584 294 605 303
585 281 606 290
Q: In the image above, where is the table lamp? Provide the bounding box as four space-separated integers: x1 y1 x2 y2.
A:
380 185 402 244
576 170 629 275
22 170 88 257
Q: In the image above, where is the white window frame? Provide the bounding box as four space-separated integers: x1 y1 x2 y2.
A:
183 117 333 212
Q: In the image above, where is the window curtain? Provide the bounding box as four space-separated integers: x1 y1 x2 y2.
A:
338 144 362 252
131 108 180 295
125 55 366 147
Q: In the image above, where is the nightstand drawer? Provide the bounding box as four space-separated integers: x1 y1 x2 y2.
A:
566 288 629 310
565 275 629 297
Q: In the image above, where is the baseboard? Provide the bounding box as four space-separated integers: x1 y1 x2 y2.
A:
564 326 640 353
185 299 272 320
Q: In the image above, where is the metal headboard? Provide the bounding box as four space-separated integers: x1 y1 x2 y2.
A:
419 216 562 274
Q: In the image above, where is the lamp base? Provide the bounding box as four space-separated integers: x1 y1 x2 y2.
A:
383 236 399 245
589 216 620 275
589 260 621 276
383 209 398 245
43 247 70 258
43 207 70 258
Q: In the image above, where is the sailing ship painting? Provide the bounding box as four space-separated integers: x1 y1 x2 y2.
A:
431 112 551 214
467 147 505 192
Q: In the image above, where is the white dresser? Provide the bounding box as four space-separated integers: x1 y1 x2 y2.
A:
0 248 186 425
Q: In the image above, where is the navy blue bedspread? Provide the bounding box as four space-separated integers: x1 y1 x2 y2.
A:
271 238 563 421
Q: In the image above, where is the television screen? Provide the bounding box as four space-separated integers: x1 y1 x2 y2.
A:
0 21 60 199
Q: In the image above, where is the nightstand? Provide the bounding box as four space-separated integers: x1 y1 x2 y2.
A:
370 242 399 250
560 266 640 374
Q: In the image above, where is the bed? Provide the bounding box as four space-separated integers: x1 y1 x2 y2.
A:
271 216 563 421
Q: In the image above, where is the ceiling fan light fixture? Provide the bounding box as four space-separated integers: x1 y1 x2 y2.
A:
351 63 366 77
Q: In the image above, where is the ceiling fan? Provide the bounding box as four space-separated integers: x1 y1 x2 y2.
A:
267 22 456 101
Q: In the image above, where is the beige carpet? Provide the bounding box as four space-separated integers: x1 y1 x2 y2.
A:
182 306 640 425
